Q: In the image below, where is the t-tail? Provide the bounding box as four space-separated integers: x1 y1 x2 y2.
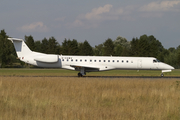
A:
8 38 32 59
8 38 59 66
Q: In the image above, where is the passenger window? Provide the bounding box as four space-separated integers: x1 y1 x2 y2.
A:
108 60 110 62
80 59 82 62
113 60 114 62
117 60 119 62
122 60 124 63
85 60 87 62
62 59 64 61
67 59 68 61
76 59 78 62
90 60 92 62
94 60 96 62
71 59 73 62
126 60 128 63
104 60 106 62
99 60 101 62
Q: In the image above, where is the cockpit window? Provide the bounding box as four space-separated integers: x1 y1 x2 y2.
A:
153 59 160 63
156 59 161 62
153 60 157 63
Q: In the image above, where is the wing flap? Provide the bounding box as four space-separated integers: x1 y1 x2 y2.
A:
70 64 99 69
70 64 115 72
70 64 100 72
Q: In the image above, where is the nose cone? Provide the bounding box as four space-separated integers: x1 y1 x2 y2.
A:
160 63 174 70
165 64 174 70
170 65 175 70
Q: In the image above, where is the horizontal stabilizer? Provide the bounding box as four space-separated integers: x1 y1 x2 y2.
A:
8 38 23 42
34 54 59 63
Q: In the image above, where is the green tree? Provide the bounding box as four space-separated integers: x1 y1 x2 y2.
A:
94 44 103 56
61 39 79 55
47 37 60 54
61 38 68 55
34 41 42 52
114 44 123 56
62 39 79 55
130 35 164 59
79 40 93 55
177 50 180 68
148 35 164 61
103 38 114 56
138 35 150 57
0 30 16 67
114 36 130 48
25 35 35 51
114 36 131 56
0 35 4 67
70 39 79 55
130 37 139 56
41 38 49 54
164 47 178 68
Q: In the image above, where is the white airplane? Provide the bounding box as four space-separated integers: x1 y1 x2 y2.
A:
8 38 174 77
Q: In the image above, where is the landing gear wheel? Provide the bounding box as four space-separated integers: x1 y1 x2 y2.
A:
161 73 164 77
78 73 82 77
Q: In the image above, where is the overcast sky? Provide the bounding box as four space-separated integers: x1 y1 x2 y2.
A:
1 0 180 48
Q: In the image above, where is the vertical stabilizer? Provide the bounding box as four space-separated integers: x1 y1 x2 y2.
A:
8 38 32 58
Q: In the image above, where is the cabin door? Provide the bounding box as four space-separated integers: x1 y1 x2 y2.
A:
137 59 142 68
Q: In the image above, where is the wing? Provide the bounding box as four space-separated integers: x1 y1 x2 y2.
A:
70 64 115 72
70 64 100 72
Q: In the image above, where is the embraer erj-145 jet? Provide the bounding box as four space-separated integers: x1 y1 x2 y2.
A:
8 38 174 77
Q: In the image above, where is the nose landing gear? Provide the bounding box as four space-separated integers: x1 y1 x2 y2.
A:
161 73 164 77
161 70 172 77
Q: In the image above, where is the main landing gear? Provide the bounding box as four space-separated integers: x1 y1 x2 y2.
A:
161 70 172 77
77 67 86 77
78 72 83 77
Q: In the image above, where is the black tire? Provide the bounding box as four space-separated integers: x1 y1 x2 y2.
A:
78 73 82 77
161 73 164 77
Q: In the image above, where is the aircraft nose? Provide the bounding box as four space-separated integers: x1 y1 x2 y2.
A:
161 63 174 70
167 64 174 70
170 65 175 70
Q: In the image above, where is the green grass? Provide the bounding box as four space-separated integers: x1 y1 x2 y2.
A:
0 68 179 77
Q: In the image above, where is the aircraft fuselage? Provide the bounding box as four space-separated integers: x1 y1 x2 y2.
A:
8 38 174 77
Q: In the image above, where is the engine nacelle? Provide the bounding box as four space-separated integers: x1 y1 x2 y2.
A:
34 54 58 63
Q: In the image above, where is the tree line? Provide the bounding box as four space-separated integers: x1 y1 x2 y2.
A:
0 29 180 68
